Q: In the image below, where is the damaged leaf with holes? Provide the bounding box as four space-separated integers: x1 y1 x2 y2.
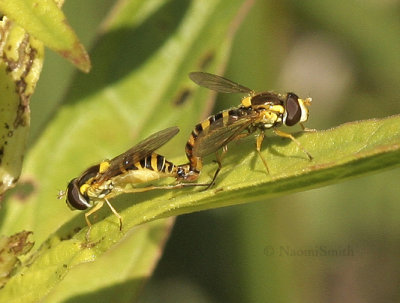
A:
0 16 44 195
0 0 90 72
0 231 34 288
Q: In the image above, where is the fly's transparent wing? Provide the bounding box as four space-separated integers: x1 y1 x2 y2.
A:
98 127 179 181
192 111 255 157
189 72 253 94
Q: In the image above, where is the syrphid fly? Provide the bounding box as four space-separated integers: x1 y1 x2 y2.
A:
182 72 313 186
59 127 206 240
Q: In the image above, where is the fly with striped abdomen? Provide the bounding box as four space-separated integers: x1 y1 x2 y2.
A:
59 127 206 240
181 72 313 186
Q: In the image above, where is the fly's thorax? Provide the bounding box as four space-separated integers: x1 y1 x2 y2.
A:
86 179 113 199
239 92 285 128
241 96 252 107
283 93 311 126
241 92 284 108
254 102 285 128
255 111 283 129
99 160 110 173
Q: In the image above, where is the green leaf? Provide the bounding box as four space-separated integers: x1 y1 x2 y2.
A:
0 0 249 301
0 16 44 195
0 0 91 72
49 114 400 236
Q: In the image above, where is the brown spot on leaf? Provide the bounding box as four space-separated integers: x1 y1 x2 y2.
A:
173 88 192 106
10 180 36 202
198 51 215 70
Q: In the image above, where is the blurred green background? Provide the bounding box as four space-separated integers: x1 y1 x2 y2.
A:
30 0 400 302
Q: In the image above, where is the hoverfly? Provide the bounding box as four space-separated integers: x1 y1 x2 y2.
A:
59 127 206 240
182 72 313 185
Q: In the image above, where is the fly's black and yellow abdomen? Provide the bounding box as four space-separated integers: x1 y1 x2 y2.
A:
186 71 313 184
123 152 181 177
184 107 254 181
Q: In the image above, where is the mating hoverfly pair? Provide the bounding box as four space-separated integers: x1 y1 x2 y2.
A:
60 72 313 239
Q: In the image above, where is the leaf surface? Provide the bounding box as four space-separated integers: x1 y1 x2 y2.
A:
0 0 250 301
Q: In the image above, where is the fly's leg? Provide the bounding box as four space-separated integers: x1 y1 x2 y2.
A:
206 145 228 190
116 182 212 194
83 182 213 242
273 128 313 160
256 131 270 175
207 131 253 189
84 200 104 242
104 198 123 231
84 198 122 242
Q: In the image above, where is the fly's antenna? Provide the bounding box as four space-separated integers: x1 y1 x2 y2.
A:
57 190 66 200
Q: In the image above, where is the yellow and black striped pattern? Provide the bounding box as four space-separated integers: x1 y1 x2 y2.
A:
130 153 176 175
185 110 233 175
